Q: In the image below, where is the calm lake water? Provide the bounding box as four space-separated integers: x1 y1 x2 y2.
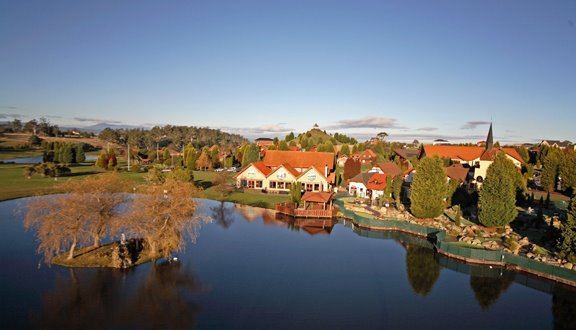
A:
2 198 576 329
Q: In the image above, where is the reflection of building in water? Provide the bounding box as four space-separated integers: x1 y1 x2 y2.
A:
275 212 337 235
234 204 279 225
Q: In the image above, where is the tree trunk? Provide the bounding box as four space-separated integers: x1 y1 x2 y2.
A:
68 238 77 260
93 234 100 248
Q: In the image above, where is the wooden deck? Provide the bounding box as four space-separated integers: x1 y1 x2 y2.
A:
275 202 338 219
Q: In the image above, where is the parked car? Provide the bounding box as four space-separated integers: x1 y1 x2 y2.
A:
227 166 238 172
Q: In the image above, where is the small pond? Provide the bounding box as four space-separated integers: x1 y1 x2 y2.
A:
1 198 575 329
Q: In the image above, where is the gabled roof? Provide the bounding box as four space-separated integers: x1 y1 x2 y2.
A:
445 164 470 183
349 172 374 185
394 148 419 160
420 145 524 164
236 161 272 177
420 145 484 161
263 150 335 170
367 173 387 191
268 163 300 179
298 166 328 181
375 162 402 178
302 191 334 203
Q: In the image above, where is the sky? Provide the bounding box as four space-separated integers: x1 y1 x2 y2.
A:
1 0 575 144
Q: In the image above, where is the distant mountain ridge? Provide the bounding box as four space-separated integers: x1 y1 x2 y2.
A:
64 122 147 133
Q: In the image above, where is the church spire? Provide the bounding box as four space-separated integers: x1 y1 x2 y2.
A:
486 122 493 150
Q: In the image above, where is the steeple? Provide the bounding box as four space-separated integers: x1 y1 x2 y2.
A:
485 122 493 150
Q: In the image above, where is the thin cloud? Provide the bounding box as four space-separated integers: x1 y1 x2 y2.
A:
73 117 125 124
325 116 404 130
220 123 294 136
0 113 24 119
417 127 438 132
461 121 491 130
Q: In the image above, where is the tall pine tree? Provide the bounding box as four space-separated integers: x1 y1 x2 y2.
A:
410 157 447 219
558 196 576 262
478 153 518 227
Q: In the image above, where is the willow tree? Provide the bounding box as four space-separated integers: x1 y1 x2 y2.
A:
478 153 518 228
410 157 447 219
124 177 205 260
60 172 129 247
25 173 131 262
25 193 91 261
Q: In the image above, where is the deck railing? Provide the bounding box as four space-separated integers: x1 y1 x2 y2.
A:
275 203 337 218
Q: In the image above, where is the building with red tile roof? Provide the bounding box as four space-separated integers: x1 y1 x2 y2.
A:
235 151 336 193
419 123 523 188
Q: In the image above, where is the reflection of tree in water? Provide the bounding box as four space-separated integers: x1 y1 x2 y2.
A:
32 262 202 329
552 286 576 329
120 261 202 329
469 272 514 310
210 201 234 229
405 244 440 296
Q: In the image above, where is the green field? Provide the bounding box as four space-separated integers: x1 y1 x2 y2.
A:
0 164 288 208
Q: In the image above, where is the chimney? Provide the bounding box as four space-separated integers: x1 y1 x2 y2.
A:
325 164 328 178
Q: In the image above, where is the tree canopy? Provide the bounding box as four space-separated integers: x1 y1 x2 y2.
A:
410 157 447 219
478 153 518 227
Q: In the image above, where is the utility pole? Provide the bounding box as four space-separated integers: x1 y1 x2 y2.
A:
127 144 130 169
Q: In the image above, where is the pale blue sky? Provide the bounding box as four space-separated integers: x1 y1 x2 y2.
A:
1 0 575 143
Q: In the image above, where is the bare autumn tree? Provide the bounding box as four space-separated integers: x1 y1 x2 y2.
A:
25 193 92 261
123 176 206 260
60 172 130 247
25 173 131 262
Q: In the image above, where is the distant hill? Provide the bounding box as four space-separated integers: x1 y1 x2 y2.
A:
68 123 146 133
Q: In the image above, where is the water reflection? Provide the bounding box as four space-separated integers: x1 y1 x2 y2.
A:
404 244 441 296
470 272 514 310
553 287 576 329
275 213 336 235
31 261 202 329
210 201 235 229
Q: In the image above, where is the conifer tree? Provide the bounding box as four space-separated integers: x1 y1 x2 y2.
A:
478 153 518 227
410 157 447 219
558 196 576 262
241 144 260 166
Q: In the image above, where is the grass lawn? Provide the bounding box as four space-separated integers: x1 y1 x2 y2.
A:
0 163 151 201
193 170 289 208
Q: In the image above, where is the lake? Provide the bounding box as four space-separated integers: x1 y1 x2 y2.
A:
2 198 575 329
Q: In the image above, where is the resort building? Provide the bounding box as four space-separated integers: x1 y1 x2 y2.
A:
235 150 336 193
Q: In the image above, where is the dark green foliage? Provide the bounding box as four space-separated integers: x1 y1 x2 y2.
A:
333 132 357 144
560 151 576 193
60 144 74 164
285 132 295 142
28 135 42 146
29 162 71 177
278 140 289 151
446 179 460 207
392 174 403 204
557 196 576 262
241 144 260 166
410 157 447 219
478 153 518 227
74 144 86 163
541 149 562 191
290 182 303 206
340 144 350 156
